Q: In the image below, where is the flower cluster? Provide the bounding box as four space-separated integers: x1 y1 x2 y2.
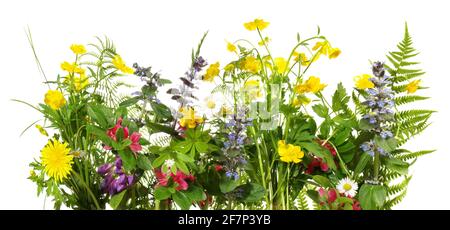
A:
359 61 395 156
98 156 136 195
104 117 142 153
219 108 253 180
154 169 195 191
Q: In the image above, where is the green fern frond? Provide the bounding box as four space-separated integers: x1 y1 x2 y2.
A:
387 176 411 196
394 95 429 106
296 189 309 210
397 150 435 161
395 109 434 122
384 189 408 210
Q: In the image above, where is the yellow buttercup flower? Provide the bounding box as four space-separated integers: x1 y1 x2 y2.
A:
354 74 375 89
61 61 84 74
35 125 48 136
44 90 66 110
278 140 304 163
406 80 421 94
328 47 341 59
179 107 204 129
203 62 220 82
240 56 261 74
70 44 86 55
312 41 330 56
227 42 237 52
244 18 270 31
294 76 327 94
41 139 73 182
274 57 288 74
112 55 134 74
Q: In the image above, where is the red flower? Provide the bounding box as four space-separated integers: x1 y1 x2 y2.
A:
328 189 337 203
352 201 362 210
104 117 142 153
154 169 169 187
214 165 223 171
129 132 142 153
172 171 195 191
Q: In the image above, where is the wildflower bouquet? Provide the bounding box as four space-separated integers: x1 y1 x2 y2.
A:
20 20 434 210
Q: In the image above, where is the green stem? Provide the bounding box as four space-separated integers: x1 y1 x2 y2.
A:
71 171 101 209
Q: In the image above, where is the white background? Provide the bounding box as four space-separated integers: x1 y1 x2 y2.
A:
0 0 449 209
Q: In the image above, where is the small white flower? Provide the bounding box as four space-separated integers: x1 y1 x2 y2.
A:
164 159 175 168
336 177 358 197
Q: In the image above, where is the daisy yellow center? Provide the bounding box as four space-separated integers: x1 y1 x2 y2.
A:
343 183 352 191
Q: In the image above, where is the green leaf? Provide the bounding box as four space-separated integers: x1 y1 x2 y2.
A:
119 97 139 107
183 186 206 202
332 82 350 112
152 154 169 168
175 161 190 174
194 142 208 153
219 178 239 193
110 190 126 209
300 142 336 170
151 102 173 120
146 121 178 136
176 152 194 163
312 104 329 118
236 183 265 203
359 119 374 130
354 153 371 176
174 141 193 154
306 190 320 204
334 128 350 146
118 150 136 171
312 175 332 188
154 186 172 200
173 191 191 210
383 157 409 175
359 184 386 210
374 136 398 152
137 155 152 170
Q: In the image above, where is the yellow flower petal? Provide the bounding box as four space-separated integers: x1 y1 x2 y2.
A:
70 44 86 55
44 90 66 110
354 74 375 89
406 80 421 94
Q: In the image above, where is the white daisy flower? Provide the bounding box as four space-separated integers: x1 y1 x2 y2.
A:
164 159 175 168
336 177 358 197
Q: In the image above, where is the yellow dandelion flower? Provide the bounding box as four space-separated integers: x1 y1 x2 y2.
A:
41 139 73 182
406 79 421 94
354 74 375 89
278 140 304 163
35 124 48 136
44 90 66 110
112 55 134 74
70 44 86 55
244 18 270 31
240 56 261 74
